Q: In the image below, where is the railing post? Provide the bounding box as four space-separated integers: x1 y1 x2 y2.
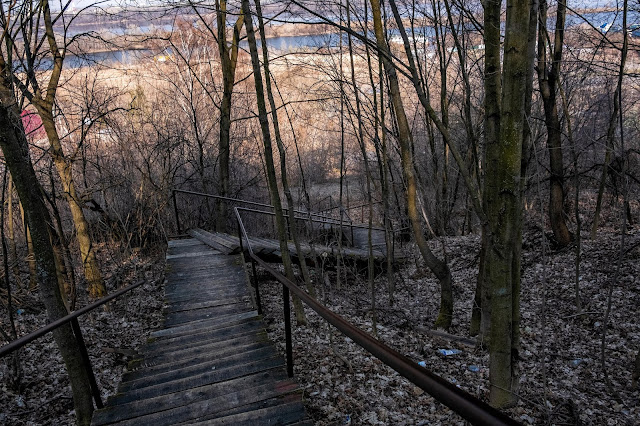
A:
252 259 262 315
283 284 293 377
351 222 354 246
172 190 182 235
237 216 262 315
70 318 104 409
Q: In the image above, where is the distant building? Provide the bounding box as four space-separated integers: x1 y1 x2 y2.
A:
21 110 47 145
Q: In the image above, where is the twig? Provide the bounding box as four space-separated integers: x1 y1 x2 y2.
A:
415 327 477 348
561 311 602 320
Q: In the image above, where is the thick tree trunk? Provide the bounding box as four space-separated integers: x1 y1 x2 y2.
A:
0 72 94 425
482 0 532 408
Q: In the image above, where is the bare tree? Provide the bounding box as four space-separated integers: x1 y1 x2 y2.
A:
0 39 94 425
537 0 572 246
6 0 106 298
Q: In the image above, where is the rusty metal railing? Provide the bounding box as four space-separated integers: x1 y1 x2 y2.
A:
233 206 521 426
0 279 147 409
172 189 355 237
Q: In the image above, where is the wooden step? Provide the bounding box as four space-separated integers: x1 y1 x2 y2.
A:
93 369 291 425
91 240 307 425
192 400 307 425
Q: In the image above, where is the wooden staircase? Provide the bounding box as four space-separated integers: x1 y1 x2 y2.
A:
91 238 309 425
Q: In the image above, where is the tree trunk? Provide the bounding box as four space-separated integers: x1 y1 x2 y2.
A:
37 110 105 299
371 0 453 330
591 4 629 239
6 177 21 288
482 0 532 408
242 0 306 325
254 0 315 298
0 69 94 426
538 0 571 247
214 1 244 232
19 202 37 291
347 0 376 333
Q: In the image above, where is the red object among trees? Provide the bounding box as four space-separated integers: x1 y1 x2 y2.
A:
21 110 46 141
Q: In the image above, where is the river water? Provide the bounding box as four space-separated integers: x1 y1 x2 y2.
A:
52 10 639 69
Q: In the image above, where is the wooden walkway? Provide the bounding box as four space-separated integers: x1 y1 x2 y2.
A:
188 228 392 264
91 238 309 425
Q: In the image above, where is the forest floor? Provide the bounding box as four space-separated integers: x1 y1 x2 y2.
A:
0 243 166 426
258 219 640 425
1 214 639 425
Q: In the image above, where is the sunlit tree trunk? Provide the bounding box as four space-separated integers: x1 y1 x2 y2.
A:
20 0 105 299
242 0 306 325
214 0 244 232
254 0 315 298
36 110 105 298
370 0 454 330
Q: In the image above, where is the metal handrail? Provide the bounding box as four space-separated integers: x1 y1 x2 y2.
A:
172 189 350 234
0 279 147 408
317 199 383 215
234 205 388 233
233 207 520 426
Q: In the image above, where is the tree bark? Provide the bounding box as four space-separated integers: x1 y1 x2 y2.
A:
537 0 571 247
242 0 306 325
215 0 244 232
37 110 105 298
371 0 453 330
0 63 94 426
6 177 22 288
482 0 532 408
19 202 37 291
18 0 106 299
254 0 315 298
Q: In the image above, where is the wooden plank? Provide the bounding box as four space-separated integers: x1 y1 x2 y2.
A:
151 311 259 339
166 250 221 260
193 401 307 425
153 311 259 340
165 269 245 283
125 341 272 380
130 332 271 368
144 328 268 360
146 318 265 351
167 238 203 248
110 381 300 426
119 346 280 392
165 296 250 314
163 302 251 327
189 229 241 254
92 369 290 425
104 356 286 407
194 391 305 423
